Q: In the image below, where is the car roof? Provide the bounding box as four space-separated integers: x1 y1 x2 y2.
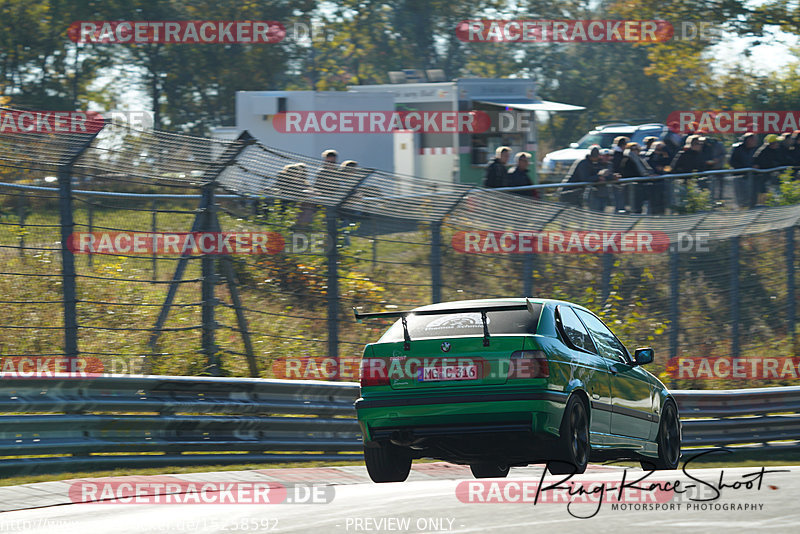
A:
592 123 664 134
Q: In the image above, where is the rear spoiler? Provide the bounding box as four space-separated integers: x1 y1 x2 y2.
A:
353 299 538 350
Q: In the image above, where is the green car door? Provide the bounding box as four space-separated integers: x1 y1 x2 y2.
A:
552 305 613 439
573 308 654 441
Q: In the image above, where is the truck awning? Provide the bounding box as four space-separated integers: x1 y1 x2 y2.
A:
475 98 585 112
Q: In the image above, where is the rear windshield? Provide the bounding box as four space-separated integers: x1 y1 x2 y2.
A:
378 304 543 342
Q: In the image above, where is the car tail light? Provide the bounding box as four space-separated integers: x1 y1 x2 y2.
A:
508 350 549 379
360 358 389 387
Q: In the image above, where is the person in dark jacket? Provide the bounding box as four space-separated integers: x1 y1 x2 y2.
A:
611 136 630 212
561 145 602 208
506 152 538 198
730 132 759 208
671 135 706 174
620 143 655 214
484 146 510 188
778 132 795 165
753 134 784 204
644 141 672 215
789 130 800 166
730 132 758 169
754 134 784 169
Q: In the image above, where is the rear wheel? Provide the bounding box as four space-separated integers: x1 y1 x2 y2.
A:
470 463 510 479
640 401 681 470
548 395 590 475
364 443 412 483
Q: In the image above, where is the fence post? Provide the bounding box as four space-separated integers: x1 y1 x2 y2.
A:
431 222 442 303
17 195 27 258
200 183 221 375
87 201 94 268
326 207 339 367
730 236 740 358
58 168 80 360
522 253 534 297
56 129 102 360
151 199 157 280
601 253 613 301
669 248 679 359
788 227 796 341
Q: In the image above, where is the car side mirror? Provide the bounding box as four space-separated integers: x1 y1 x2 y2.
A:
634 347 654 365
570 142 579 148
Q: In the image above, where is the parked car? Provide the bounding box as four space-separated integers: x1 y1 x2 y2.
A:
354 298 681 482
541 123 680 177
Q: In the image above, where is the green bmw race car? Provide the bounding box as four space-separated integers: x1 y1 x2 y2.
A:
354 298 681 483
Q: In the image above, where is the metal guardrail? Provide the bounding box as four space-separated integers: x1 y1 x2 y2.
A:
0 375 362 475
674 386 800 452
0 377 797 475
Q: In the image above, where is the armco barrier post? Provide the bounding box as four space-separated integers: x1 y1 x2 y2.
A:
788 226 796 341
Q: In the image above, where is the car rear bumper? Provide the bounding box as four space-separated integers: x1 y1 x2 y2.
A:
356 389 568 444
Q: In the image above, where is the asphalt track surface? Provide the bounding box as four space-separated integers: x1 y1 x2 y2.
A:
0 463 797 533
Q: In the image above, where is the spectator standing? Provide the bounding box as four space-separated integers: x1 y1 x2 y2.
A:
698 131 726 200
561 145 602 207
619 142 655 214
642 136 658 153
730 132 759 208
611 136 630 212
778 133 795 165
789 130 800 166
730 132 758 169
644 141 671 215
670 135 706 210
754 134 784 169
506 152 538 199
314 149 340 197
753 134 784 205
586 148 614 212
671 135 705 174
484 146 510 188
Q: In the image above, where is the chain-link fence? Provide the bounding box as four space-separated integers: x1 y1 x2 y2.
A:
1 106 799 387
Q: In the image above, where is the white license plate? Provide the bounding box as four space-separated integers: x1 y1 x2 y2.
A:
418 364 479 382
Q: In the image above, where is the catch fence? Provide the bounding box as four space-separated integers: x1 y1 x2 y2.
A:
1 107 799 387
